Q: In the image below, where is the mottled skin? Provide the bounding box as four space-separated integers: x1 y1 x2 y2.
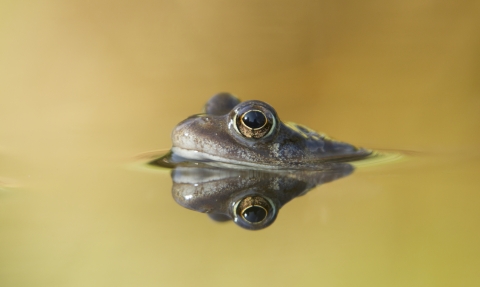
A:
171 93 371 169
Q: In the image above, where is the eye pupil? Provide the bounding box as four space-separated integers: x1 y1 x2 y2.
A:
234 106 275 139
242 111 266 129
242 206 267 223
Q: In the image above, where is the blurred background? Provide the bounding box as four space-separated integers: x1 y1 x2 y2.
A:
0 1 479 286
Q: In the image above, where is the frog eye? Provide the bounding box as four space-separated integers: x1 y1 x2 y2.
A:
241 205 268 223
233 195 276 230
236 109 275 139
229 100 278 140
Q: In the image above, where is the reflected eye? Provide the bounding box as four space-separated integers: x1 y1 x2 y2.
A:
242 205 267 223
233 195 275 230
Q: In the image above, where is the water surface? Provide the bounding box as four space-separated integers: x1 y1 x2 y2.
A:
1 1 479 286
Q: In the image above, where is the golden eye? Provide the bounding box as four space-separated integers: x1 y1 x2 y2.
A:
232 195 277 230
234 196 272 225
229 101 278 140
237 109 272 138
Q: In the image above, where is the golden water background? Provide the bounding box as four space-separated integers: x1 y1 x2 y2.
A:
1 1 479 286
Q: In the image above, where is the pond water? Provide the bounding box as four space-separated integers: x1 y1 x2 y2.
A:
1 1 479 287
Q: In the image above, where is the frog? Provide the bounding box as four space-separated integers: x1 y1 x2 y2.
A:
170 92 371 170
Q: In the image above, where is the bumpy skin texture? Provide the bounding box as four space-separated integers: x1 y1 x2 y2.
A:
171 93 370 169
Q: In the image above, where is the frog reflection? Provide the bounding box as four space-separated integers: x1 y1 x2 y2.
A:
151 157 353 230
171 93 371 169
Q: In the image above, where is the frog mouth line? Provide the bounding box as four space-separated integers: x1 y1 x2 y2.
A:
170 147 368 170
171 147 283 169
